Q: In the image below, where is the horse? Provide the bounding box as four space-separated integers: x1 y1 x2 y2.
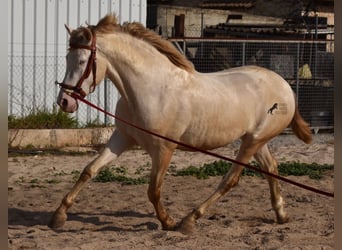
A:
50 14 312 234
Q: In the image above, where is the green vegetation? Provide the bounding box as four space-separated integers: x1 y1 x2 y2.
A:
13 160 333 188
174 160 333 180
8 108 78 129
93 167 149 185
8 107 110 129
91 160 333 185
278 161 333 180
8 148 98 157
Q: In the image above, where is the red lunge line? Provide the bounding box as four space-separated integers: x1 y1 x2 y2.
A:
72 93 334 198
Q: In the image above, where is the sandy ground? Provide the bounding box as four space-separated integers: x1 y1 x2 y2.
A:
8 134 334 249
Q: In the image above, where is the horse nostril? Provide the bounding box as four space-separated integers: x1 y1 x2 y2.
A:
61 98 68 107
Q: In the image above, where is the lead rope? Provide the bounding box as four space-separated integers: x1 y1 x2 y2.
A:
71 92 334 198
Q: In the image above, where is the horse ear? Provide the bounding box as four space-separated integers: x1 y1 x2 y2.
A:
64 24 73 35
83 28 93 43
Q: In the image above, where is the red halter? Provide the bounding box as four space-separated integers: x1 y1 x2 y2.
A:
56 28 97 98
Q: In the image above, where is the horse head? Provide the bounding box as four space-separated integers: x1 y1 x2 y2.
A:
56 24 106 113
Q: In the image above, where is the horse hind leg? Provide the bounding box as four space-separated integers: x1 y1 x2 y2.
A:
253 143 289 224
178 137 262 234
48 130 135 228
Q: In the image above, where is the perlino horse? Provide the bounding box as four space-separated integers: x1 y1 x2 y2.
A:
51 15 312 234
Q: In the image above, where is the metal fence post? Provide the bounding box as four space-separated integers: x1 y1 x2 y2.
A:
43 1 48 110
21 0 26 116
242 42 246 66
104 78 109 125
33 0 37 111
183 39 186 56
54 0 60 106
296 43 300 103
9 0 14 116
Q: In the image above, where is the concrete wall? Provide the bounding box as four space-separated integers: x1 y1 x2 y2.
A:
156 6 229 37
156 5 284 38
8 128 115 149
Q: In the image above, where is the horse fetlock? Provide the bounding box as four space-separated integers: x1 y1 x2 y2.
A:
157 214 177 230
80 171 92 182
62 195 74 209
48 210 67 228
48 196 72 228
271 196 288 223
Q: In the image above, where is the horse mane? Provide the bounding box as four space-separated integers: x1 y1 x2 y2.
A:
93 14 195 73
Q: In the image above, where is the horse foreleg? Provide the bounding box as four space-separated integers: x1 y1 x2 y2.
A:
254 144 288 224
148 147 177 230
48 130 134 228
178 140 261 234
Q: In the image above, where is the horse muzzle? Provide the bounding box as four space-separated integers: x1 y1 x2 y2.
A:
57 90 79 113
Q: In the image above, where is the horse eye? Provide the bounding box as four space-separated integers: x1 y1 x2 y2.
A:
79 60 86 66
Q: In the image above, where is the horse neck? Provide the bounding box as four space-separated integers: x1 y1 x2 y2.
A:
97 33 189 104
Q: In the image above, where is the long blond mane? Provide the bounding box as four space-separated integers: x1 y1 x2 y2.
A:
92 14 195 73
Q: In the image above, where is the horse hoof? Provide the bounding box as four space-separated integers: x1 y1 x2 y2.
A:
161 219 177 231
276 214 289 224
48 211 67 229
177 217 195 235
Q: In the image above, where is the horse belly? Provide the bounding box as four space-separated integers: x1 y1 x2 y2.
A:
178 114 247 150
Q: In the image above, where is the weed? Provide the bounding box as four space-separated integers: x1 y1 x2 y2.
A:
16 176 25 184
134 162 152 175
175 161 231 179
29 178 45 188
8 107 78 129
71 170 81 182
45 179 61 184
114 166 128 175
53 170 68 176
92 161 333 185
174 160 333 180
134 167 144 175
30 178 39 184
168 165 177 174
8 107 112 129
278 161 334 180
93 167 148 185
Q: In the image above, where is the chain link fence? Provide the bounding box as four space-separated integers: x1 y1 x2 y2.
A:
170 38 334 132
8 54 120 126
8 38 333 130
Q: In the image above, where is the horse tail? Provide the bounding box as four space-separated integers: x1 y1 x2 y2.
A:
290 103 312 144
